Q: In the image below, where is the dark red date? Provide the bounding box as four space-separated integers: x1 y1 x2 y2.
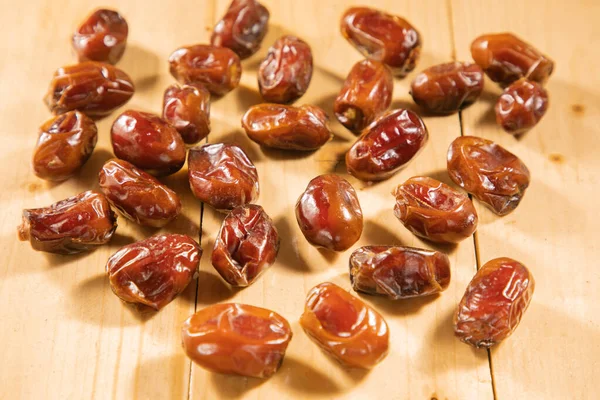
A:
258 35 313 103
32 111 98 181
241 104 332 151
454 257 535 348
162 84 211 145
495 79 549 135
72 8 128 64
18 191 117 254
107 234 201 310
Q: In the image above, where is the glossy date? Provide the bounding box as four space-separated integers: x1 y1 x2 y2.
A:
392 176 478 243
33 111 98 181
349 246 451 299
495 79 549 135
241 104 332 150
107 234 201 310
182 303 292 378
300 282 389 369
447 136 530 215
18 191 117 254
163 84 211 144
454 257 535 348
72 8 128 64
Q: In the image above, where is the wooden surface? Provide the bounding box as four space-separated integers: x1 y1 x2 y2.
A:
0 0 597 399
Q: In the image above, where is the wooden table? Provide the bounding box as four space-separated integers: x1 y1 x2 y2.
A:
1 0 598 399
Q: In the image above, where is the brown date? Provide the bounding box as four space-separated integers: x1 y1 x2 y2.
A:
258 35 313 104
334 60 393 133
162 84 211 145
32 111 98 181
107 234 201 311
211 0 270 59
471 33 554 87
447 136 530 215
169 44 241 96
212 205 279 287
346 109 428 181
182 303 292 378
98 159 182 227
410 62 484 114
72 8 128 64
18 191 117 254
454 257 534 348
295 174 363 252
241 104 332 151
392 176 478 243
300 282 389 369
349 246 450 299
495 79 549 135
111 110 186 176
44 61 134 118
341 7 421 77
188 143 259 211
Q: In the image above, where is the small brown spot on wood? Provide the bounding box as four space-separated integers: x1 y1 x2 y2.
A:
431 397 438 400
571 104 585 115
28 182 41 192
205 26 211 31
549 153 565 164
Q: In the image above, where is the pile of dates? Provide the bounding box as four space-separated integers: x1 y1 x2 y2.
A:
19 1 544 378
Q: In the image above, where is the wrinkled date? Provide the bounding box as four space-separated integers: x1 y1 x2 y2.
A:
471 33 554 87
111 110 186 176
258 35 313 104
410 62 484 114
72 8 128 64
349 246 451 299
454 257 535 348
32 111 98 181
295 174 363 251
44 61 134 118
188 143 259 211
341 7 421 77
346 109 428 181
447 136 530 215
334 60 393 133
18 191 117 254
495 79 549 135
182 303 292 378
107 234 201 310
392 177 478 243
212 205 279 287
241 104 332 151
211 0 270 59
98 159 182 227
300 282 389 369
169 44 241 96
162 84 211 144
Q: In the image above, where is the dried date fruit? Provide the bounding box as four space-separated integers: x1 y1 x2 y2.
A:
258 35 313 103
392 176 478 243
169 44 241 96
212 205 279 287
346 109 428 181
32 111 98 181
211 0 270 59
182 303 292 378
241 104 332 151
188 144 259 211
295 174 363 252
300 282 389 369
471 33 554 87
410 62 484 114
454 257 534 348
447 136 530 215
107 234 201 310
72 8 128 64
341 7 421 77
98 159 182 227
349 246 450 299
44 61 134 118
495 79 549 135
162 84 211 144
334 60 393 133
111 110 186 176
17 191 117 254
